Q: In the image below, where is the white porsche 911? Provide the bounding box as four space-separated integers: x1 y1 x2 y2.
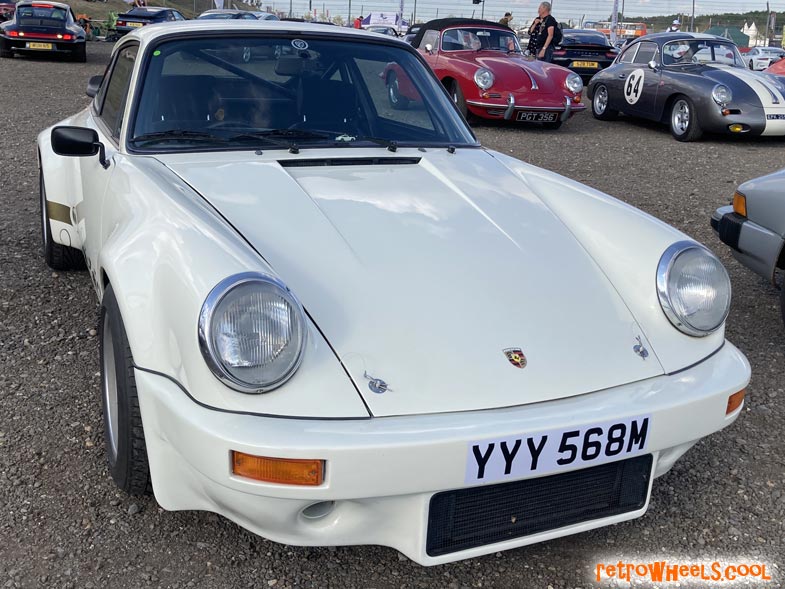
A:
37 21 750 564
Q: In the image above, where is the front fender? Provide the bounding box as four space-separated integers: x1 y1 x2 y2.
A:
488 150 727 374
97 156 368 418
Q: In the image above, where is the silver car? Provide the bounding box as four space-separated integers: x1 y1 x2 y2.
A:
711 168 785 325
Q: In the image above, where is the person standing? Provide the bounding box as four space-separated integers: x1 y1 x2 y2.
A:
353 15 363 29
666 19 680 32
530 2 558 62
498 12 513 27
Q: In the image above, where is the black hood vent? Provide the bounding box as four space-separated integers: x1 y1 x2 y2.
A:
279 157 421 168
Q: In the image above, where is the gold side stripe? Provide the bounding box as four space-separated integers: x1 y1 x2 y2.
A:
46 201 72 225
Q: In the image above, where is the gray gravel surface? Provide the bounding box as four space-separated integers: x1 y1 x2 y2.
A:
1 42 784 589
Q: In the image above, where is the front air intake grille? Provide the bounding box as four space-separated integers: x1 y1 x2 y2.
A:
426 454 653 556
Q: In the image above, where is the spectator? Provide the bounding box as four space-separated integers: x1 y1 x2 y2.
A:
530 1 557 62
498 12 512 27
666 19 680 32
133 0 147 7
353 15 363 28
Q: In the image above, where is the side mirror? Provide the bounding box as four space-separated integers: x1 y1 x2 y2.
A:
86 74 103 98
424 43 433 54
648 60 658 71
51 126 110 169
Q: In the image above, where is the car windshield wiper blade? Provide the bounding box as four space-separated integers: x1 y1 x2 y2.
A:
130 130 228 145
246 128 333 140
336 135 399 152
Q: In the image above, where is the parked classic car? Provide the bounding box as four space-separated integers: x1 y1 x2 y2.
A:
744 46 785 71
711 169 785 326
197 9 259 20
407 18 585 128
114 7 186 36
588 33 785 141
0 0 86 61
552 29 618 81
37 20 749 565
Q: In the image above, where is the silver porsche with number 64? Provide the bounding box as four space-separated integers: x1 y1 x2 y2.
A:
587 33 785 141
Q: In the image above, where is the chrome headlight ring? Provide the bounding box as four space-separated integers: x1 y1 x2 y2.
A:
473 67 495 90
565 72 584 94
656 241 731 337
711 84 732 106
198 272 308 394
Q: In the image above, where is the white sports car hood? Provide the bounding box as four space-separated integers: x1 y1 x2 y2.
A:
161 148 665 417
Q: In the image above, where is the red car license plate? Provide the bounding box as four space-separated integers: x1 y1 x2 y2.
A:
517 111 558 122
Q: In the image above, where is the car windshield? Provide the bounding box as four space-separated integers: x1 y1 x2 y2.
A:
441 27 521 53
561 31 611 47
16 4 67 25
662 40 743 67
130 36 477 151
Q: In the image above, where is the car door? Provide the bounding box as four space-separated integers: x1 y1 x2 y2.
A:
623 41 660 118
605 42 636 112
417 29 440 69
77 44 138 273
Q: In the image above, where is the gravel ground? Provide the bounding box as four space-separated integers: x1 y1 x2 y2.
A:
1 41 785 589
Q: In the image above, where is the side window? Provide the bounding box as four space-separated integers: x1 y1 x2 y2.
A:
99 45 138 139
632 42 657 64
419 30 439 50
619 45 636 63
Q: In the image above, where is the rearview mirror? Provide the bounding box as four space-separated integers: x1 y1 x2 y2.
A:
648 60 658 71
86 75 103 98
424 43 433 54
51 126 110 169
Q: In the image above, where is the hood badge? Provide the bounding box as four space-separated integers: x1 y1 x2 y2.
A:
364 371 391 394
503 348 527 369
633 336 649 360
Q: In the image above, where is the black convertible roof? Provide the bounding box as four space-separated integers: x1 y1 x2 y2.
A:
411 18 508 47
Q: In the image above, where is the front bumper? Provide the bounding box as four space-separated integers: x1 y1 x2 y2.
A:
711 204 784 283
137 342 749 565
465 94 585 122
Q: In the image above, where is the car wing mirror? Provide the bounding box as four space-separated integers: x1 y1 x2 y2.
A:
86 74 103 98
424 43 433 54
51 126 110 169
648 59 658 71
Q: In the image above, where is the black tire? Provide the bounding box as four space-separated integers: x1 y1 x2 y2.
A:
386 71 409 110
449 80 468 119
669 95 703 142
591 83 618 121
72 43 86 63
100 284 152 496
542 120 563 130
39 169 87 270
749 60 754 70
0 41 12 58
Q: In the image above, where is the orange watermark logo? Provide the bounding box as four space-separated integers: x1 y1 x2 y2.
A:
595 561 773 583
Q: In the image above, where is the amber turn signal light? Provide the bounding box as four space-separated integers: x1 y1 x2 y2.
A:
231 451 324 486
726 389 746 415
732 191 747 217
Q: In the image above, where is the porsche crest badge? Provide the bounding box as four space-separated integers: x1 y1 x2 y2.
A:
503 348 527 369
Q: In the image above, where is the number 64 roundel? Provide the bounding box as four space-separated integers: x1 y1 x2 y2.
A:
625 68 646 105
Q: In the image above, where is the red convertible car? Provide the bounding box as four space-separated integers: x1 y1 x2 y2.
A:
386 18 585 128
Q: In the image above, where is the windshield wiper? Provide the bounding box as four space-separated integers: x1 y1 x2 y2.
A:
230 129 334 154
130 130 228 145
335 135 399 152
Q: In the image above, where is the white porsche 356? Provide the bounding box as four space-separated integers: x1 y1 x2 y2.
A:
38 21 750 564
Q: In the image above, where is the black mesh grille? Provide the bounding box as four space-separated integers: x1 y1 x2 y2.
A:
427 454 653 557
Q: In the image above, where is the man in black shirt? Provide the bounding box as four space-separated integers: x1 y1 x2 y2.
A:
529 1 557 62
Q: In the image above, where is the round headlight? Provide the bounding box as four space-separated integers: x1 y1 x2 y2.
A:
565 72 584 94
656 241 731 336
199 273 307 393
711 84 732 105
473 67 494 90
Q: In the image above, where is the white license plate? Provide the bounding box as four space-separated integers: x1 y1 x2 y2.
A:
517 111 558 122
465 415 651 484
766 114 785 120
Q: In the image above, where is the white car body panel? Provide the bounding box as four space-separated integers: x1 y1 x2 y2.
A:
35 21 751 563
